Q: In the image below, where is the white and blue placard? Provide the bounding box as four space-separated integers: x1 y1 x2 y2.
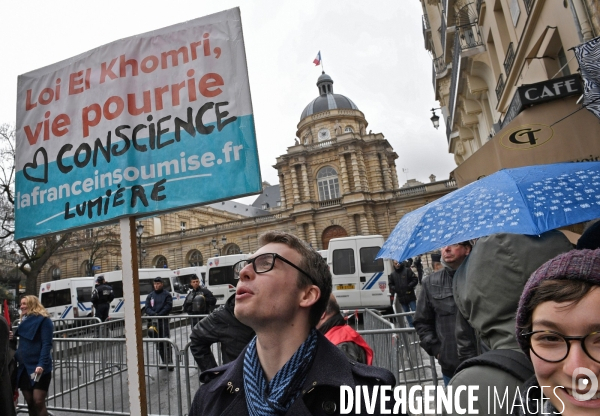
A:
15 8 261 240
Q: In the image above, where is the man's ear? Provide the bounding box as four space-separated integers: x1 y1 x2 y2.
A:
299 285 321 308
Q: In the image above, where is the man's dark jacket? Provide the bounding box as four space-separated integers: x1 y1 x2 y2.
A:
189 294 254 372
388 263 418 304
413 268 460 377
189 331 396 416
144 289 172 316
183 286 217 314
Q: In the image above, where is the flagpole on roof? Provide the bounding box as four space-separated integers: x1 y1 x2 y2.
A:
321 52 324 72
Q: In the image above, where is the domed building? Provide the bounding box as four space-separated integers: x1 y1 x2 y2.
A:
40 73 456 281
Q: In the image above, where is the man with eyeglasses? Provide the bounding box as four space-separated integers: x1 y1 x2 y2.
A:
414 241 472 386
189 231 395 416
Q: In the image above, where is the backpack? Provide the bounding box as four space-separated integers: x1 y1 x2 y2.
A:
454 349 534 382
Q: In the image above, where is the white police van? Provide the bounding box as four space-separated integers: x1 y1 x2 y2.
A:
327 235 391 309
205 254 248 306
39 277 95 319
99 269 186 318
174 266 207 289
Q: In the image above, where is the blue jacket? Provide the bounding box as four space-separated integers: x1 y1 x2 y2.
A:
190 331 396 415
145 289 172 316
15 314 53 385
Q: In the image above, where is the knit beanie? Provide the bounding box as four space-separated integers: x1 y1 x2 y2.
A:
515 248 600 355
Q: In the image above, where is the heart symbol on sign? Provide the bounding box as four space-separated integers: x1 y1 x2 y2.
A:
23 147 48 184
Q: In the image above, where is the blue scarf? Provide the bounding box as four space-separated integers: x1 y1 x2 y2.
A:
243 329 318 416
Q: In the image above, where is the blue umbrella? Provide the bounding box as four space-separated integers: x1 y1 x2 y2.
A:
377 162 600 261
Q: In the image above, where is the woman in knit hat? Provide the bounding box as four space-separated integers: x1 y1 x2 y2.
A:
515 249 600 415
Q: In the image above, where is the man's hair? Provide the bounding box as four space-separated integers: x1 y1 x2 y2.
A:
190 276 199 281
325 294 341 317
258 231 332 327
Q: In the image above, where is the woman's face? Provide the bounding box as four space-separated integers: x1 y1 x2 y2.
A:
530 287 600 415
20 298 28 315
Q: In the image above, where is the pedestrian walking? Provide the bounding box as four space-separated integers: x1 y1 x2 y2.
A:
145 277 174 370
12 296 53 416
389 260 418 327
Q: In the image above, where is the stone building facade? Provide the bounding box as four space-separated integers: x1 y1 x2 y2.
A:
40 73 456 283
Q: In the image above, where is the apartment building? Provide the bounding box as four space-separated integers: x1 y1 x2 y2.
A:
421 0 600 186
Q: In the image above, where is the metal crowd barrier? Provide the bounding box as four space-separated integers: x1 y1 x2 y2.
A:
361 309 440 388
14 310 440 415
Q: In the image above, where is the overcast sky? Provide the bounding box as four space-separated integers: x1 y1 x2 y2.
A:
0 0 456 200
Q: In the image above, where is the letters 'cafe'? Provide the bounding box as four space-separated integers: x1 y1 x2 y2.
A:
420 0 600 189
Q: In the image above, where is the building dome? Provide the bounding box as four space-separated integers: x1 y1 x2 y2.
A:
300 72 359 120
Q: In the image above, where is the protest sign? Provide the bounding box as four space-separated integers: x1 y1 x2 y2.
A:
15 7 261 240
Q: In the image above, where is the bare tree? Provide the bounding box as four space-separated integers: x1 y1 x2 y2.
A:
0 124 72 294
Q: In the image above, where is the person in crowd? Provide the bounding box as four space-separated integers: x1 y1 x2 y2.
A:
414 242 471 386
190 231 395 416
0 315 16 416
183 276 216 328
12 296 53 416
389 259 418 327
145 277 174 370
317 294 373 364
515 248 600 416
91 276 114 322
446 231 572 415
414 255 424 284
189 293 255 373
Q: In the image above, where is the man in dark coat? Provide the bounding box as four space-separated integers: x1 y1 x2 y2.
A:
145 277 173 370
388 260 418 327
183 275 216 328
413 241 471 386
91 276 114 322
189 293 254 373
190 231 395 416
414 255 424 284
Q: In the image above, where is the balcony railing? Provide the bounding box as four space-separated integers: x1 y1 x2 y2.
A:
441 13 447 51
422 14 430 31
503 42 515 76
319 198 342 208
305 138 336 151
476 0 484 16
457 21 484 50
496 73 506 102
447 34 461 141
524 0 534 14
432 55 448 89
393 179 457 198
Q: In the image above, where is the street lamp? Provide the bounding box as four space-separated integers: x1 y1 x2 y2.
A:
211 236 227 256
430 108 441 129
136 222 144 268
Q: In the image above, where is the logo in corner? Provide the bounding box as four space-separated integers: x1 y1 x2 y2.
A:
571 367 598 401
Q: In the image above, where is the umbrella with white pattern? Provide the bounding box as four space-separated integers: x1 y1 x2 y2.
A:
377 162 600 262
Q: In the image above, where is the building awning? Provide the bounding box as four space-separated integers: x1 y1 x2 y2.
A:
452 95 600 187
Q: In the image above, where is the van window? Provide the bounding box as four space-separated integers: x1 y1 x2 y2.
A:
171 276 186 294
41 289 71 308
77 287 92 303
111 282 124 299
178 273 198 291
208 266 237 287
360 247 384 273
332 249 355 275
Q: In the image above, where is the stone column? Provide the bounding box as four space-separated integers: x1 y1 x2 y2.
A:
296 223 307 242
359 214 369 235
308 222 318 248
351 153 362 191
279 174 287 209
339 154 349 194
301 164 311 200
290 165 300 203
381 154 393 190
347 215 357 235
357 151 369 191
391 165 400 189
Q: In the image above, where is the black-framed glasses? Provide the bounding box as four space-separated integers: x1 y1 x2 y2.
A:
233 253 317 286
521 330 600 363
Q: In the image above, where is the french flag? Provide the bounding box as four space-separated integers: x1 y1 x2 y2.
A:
313 51 321 66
